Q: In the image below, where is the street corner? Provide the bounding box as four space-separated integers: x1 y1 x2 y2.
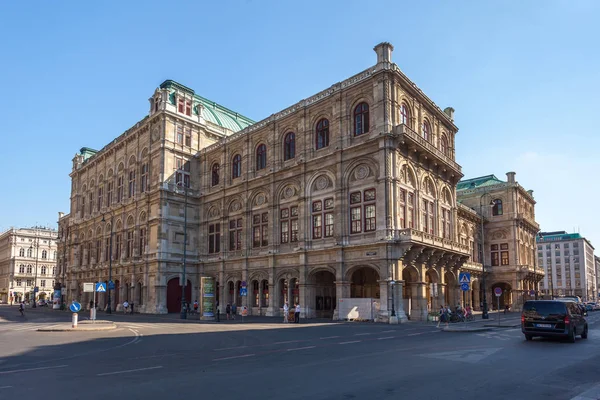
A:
36 320 117 332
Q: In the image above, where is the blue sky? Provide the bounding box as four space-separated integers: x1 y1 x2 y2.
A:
0 1 598 249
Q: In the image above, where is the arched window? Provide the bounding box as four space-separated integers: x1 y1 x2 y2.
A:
316 119 329 149
440 134 449 156
41 266 47 275
41 250 47 259
284 133 295 161
19 264 25 273
53 251 57 260
27 248 32 258
400 104 410 126
211 163 220 186
19 248 24 257
353 102 370 136
52 267 56 275
422 120 430 141
232 154 242 179
492 199 503 216
256 144 266 170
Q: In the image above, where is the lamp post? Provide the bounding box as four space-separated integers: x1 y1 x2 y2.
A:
101 214 114 314
178 181 188 320
29 236 40 308
389 279 398 324
479 195 496 320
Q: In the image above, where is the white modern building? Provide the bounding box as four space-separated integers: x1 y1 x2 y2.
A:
0 227 58 304
537 231 596 301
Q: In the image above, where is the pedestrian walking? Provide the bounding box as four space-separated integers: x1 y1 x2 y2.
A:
215 301 220 322
130 302 134 314
193 300 199 314
226 303 231 320
294 303 301 323
123 300 129 314
231 303 237 320
19 301 25 317
283 302 289 323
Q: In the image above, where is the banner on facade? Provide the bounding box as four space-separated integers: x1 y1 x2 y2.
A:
201 277 215 318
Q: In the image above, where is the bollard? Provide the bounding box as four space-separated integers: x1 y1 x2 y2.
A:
90 308 96 322
72 312 78 328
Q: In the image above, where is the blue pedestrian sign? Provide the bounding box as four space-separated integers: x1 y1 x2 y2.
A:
459 272 471 284
96 282 107 293
70 301 81 313
460 283 470 291
240 287 248 296
108 280 115 290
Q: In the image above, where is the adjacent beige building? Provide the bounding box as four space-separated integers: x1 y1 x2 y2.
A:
457 172 542 311
0 227 58 304
61 42 515 320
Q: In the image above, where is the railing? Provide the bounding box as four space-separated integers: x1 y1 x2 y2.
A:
517 213 539 228
395 124 462 173
397 228 470 254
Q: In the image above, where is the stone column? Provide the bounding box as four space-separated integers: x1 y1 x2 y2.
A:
266 282 277 317
333 280 350 320
410 282 428 321
257 283 263 316
116 284 126 312
299 283 313 318
473 283 480 310
378 280 389 322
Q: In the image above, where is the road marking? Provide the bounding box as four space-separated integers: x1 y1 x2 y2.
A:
97 366 163 377
354 333 372 336
214 345 248 351
0 365 68 375
408 332 423 336
287 346 316 352
339 340 361 345
0 386 13 389
213 354 255 361
274 340 301 345
381 330 395 333
319 336 340 340
378 336 395 340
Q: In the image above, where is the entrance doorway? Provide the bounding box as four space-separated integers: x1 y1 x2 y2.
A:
311 270 336 318
166 278 192 313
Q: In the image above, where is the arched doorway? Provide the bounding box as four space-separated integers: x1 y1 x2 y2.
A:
227 281 234 305
235 281 242 307
350 267 379 298
114 280 120 306
492 282 512 310
260 280 269 307
425 269 439 311
311 270 336 318
136 282 143 306
444 271 458 308
166 278 192 313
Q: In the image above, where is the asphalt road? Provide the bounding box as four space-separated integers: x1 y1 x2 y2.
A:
2 305 600 400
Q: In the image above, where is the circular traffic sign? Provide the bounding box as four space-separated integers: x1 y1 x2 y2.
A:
69 301 81 313
529 290 536 296
494 287 503 297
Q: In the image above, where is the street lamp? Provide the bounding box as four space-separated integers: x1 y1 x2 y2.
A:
29 236 40 308
479 196 496 320
177 180 189 320
101 213 114 314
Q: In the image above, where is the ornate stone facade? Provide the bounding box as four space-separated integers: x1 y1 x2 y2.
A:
61 42 491 320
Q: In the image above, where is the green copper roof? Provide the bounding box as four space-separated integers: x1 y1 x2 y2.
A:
79 147 98 161
160 80 255 132
537 232 582 242
457 175 505 191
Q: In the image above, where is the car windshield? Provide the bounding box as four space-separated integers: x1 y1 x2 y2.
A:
523 302 565 316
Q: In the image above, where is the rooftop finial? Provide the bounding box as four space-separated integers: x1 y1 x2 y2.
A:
374 42 394 64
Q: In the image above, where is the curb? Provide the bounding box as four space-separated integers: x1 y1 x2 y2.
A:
37 322 117 332
440 326 493 332
483 324 520 328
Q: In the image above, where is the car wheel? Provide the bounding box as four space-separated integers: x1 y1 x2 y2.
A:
525 335 533 341
568 328 576 343
581 325 588 339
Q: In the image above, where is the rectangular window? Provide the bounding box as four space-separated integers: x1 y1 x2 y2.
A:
208 224 221 254
407 192 414 228
41 280 46 287
97 187 103 211
185 101 192 116
253 212 268 248
501 251 509 265
350 207 361 233
325 213 334 237
175 158 190 188
126 231 134 258
128 170 136 198
229 219 242 250
88 192 93 215
176 126 184 144
117 176 124 202
312 200 333 240
16 279 22 286
313 214 322 239
364 205 376 232
27 279 33 287
105 238 110 262
115 234 122 259
492 252 500 266
185 128 192 147
107 182 113 206
81 194 85 218
96 239 101 263
139 228 146 255
140 164 148 193
178 98 185 113
399 189 406 229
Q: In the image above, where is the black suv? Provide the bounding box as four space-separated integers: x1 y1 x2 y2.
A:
521 300 588 343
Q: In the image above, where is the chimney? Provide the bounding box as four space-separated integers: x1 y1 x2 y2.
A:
443 107 455 121
506 171 516 183
374 42 394 64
